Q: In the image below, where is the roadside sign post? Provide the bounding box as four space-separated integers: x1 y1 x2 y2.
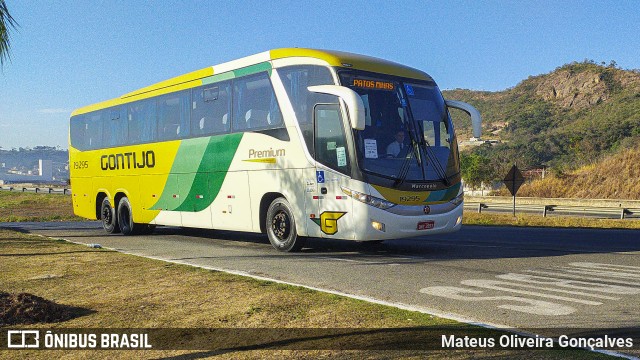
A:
503 164 525 216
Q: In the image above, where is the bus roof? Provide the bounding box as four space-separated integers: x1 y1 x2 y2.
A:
71 48 432 116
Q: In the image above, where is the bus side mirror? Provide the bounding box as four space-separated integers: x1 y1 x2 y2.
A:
307 85 365 130
445 100 482 138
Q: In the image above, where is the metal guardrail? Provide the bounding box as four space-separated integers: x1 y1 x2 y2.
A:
0 186 71 195
0 185 637 220
465 201 639 220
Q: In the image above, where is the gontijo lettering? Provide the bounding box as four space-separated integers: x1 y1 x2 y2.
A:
100 151 155 170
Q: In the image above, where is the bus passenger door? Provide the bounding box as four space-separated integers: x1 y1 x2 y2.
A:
312 105 354 240
303 166 323 238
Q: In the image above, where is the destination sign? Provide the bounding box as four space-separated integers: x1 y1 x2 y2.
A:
351 78 395 91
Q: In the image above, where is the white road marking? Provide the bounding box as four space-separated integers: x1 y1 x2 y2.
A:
419 286 576 316
496 273 637 296
524 269 640 287
554 266 640 280
569 262 640 273
460 279 603 305
420 262 640 317
312 256 371 263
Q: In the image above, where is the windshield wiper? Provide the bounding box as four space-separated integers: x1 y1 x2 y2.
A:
393 139 420 187
415 120 450 186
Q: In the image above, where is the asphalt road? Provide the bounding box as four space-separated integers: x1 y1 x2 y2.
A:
3 221 640 354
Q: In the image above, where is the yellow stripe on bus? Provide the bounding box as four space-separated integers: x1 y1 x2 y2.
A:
270 48 431 81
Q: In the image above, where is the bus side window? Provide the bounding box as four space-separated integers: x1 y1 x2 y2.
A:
158 91 190 141
128 99 157 144
191 81 231 136
233 72 283 132
314 104 350 174
277 65 335 156
86 111 104 149
103 107 127 147
70 115 88 150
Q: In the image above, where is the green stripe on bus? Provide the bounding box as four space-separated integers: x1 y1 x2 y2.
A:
201 71 235 86
233 62 272 77
175 132 243 212
151 133 243 212
424 182 461 203
201 62 272 86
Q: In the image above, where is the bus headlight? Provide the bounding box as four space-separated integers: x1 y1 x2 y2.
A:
450 192 464 206
341 187 395 210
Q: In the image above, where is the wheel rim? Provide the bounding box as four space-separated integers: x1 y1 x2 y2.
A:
271 210 290 241
102 205 112 225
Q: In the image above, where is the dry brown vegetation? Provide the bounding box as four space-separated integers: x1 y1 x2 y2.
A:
0 191 82 222
515 148 640 199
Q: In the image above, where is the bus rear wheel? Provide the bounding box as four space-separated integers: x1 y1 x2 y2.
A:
266 197 305 252
117 197 147 235
100 197 119 234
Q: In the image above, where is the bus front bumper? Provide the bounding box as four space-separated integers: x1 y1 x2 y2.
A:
354 201 464 241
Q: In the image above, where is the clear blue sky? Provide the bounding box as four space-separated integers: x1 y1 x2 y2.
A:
1 0 638 149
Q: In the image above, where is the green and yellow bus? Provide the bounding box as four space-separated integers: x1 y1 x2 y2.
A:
69 48 481 251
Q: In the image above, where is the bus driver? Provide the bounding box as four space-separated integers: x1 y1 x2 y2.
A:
386 130 407 157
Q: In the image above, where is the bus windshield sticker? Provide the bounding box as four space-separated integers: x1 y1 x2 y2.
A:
404 84 415 96
336 147 347 167
327 141 337 150
364 139 378 159
362 95 372 126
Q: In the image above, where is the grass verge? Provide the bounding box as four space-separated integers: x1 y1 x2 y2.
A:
0 192 83 222
0 229 612 359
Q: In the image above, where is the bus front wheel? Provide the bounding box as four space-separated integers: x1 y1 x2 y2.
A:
117 197 146 236
101 197 120 234
266 197 305 252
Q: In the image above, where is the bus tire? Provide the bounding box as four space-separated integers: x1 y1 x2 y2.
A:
100 197 120 234
117 197 143 236
266 197 305 252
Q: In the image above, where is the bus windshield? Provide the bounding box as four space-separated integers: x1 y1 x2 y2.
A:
339 70 460 184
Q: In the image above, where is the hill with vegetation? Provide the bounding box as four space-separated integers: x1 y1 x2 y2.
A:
512 147 640 200
444 60 640 196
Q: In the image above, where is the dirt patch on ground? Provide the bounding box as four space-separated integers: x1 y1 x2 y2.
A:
0 292 92 325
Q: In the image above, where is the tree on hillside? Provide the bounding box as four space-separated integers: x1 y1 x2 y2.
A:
1 0 18 67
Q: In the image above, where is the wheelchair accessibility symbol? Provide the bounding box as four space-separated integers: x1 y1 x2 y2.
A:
316 170 325 184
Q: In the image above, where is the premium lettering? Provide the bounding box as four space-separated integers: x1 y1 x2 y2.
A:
248 148 285 158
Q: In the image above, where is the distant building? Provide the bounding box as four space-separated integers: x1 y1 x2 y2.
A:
39 160 53 181
0 159 56 185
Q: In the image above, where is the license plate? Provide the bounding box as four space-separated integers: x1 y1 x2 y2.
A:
417 221 434 230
